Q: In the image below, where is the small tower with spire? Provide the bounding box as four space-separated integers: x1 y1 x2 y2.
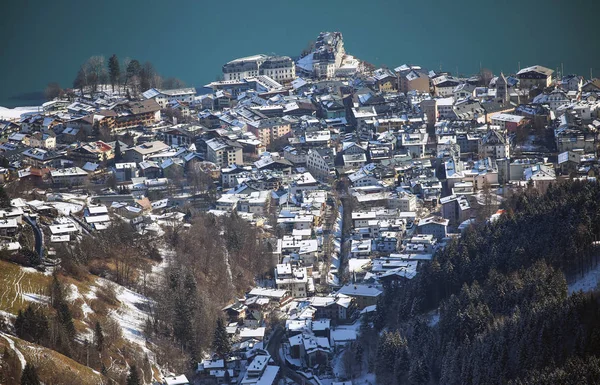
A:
496 72 508 104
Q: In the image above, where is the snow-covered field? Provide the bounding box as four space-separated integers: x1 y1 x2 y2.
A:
0 106 41 120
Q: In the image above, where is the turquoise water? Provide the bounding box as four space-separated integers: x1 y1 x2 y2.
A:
1 0 597 107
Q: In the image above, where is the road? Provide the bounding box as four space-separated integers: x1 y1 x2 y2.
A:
266 326 308 385
24 215 44 262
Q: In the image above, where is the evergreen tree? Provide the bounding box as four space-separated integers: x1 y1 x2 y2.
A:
94 321 104 352
57 301 75 340
114 138 122 162
0 185 10 208
20 363 40 385
108 54 120 92
408 358 429 385
126 364 141 385
49 274 64 309
355 343 364 371
14 305 48 344
212 317 231 359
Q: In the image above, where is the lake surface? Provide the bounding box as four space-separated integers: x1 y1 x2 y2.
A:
1 0 598 107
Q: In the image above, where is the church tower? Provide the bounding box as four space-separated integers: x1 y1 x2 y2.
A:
496 72 508 104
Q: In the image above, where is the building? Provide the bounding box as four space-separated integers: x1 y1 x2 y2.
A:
205 138 243 168
440 194 471 227
240 355 279 385
125 141 170 163
337 284 382 310
29 131 56 149
222 54 268 81
297 32 346 79
247 118 292 147
432 75 461 97
418 216 449 240
479 130 510 159
50 167 89 186
259 56 296 83
306 148 336 180
163 375 190 385
70 141 114 164
516 65 554 89
496 72 509 104
395 64 430 94
110 99 162 131
275 264 309 298
491 113 526 132
524 164 556 194
142 88 196 109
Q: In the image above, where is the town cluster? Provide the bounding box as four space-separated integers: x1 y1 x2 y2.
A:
1 30 599 384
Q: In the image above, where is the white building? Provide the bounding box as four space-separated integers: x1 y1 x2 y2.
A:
222 54 268 81
275 264 309 298
142 88 196 109
259 56 296 83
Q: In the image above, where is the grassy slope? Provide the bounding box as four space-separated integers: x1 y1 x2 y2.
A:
0 334 107 385
0 260 52 315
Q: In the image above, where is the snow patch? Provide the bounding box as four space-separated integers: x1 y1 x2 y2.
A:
21 293 50 304
0 332 26 371
569 264 600 294
102 278 153 354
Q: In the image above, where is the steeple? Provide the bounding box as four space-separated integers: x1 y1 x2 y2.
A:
496 72 508 104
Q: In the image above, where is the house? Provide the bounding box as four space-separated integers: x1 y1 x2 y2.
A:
113 162 139 182
432 75 461 97
125 141 170 163
70 141 114 164
29 131 56 149
479 130 510 159
222 302 247 324
337 284 382 310
418 216 449 240
0 219 18 237
162 124 202 146
524 164 556 194
306 148 336 180
240 354 279 385
110 99 162 131
516 65 554 89
50 167 89 186
275 264 310 298
300 333 332 367
440 194 471 227
142 87 196 109
163 375 190 385
491 113 526 132
310 294 354 323
395 64 430 94
21 148 62 168
205 138 243 168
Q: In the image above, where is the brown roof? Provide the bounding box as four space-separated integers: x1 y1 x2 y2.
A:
129 99 161 115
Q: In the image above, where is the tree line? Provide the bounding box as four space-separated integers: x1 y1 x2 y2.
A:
46 54 186 101
365 180 600 384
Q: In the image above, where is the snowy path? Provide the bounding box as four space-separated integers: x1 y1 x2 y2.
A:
0 332 26 372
